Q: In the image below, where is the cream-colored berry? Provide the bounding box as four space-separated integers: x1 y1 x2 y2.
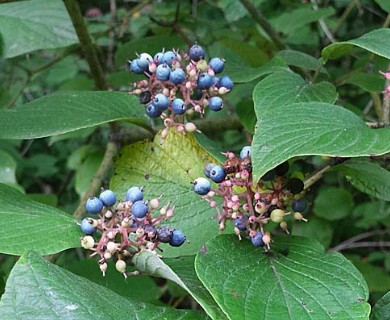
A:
81 236 95 249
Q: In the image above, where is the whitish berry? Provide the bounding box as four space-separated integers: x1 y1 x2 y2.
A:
132 201 149 218
85 197 104 214
193 177 211 195
239 146 251 159
270 209 285 223
251 231 264 247
81 218 97 235
169 229 186 247
99 189 117 207
81 236 95 249
126 186 144 202
116 259 127 273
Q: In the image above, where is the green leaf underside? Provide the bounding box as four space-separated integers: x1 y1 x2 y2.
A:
252 71 357 181
333 159 390 201
110 129 224 258
313 187 354 221
133 251 227 319
0 183 81 255
0 91 147 139
322 28 390 61
0 251 208 320
195 235 370 320
275 50 326 73
372 291 390 320
0 0 78 58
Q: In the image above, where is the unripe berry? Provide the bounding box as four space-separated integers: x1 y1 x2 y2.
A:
106 241 118 253
116 259 127 273
270 209 285 223
185 122 197 133
81 236 95 249
100 262 108 276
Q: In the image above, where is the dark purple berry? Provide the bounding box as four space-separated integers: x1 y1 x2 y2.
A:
286 178 304 194
292 198 308 212
156 226 173 243
139 91 152 104
275 162 289 176
143 224 157 240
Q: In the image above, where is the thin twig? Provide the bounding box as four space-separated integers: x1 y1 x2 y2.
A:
73 142 118 219
329 230 389 252
331 0 356 36
382 63 390 126
63 0 107 90
311 0 337 44
303 164 331 190
107 0 117 71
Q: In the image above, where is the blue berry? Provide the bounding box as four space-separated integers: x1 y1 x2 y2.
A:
204 163 216 178
239 146 251 159
153 93 169 111
85 196 104 214
169 68 186 84
99 189 116 207
154 52 164 64
136 53 152 71
292 198 308 212
209 165 226 183
193 177 211 195
132 201 149 218
189 44 205 62
146 103 163 118
217 76 233 90
209 96 223 111
209 57 224 74
251 231 264 247
162 50 177 66
156 226 173 243
172 98 187 115
156 63 171 81
129 59 143 74
234 216 247 231
126 186 144 202
81 218 97 235
197 73 213 90
169 229 186 247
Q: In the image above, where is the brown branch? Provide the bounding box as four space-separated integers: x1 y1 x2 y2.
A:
63 0 107 90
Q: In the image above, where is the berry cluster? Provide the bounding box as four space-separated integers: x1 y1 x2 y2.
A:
80 187 185 277
192 146 308 249
128 44 233 136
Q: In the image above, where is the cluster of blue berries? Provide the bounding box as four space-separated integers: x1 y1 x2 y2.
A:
192 146 308 249
129 44 233 136
80 187 186 277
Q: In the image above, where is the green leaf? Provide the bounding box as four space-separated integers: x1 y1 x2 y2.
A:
133 251 227 319
75 151 104 197
375 0 390 12
292 217 333 248
372 291 390 320
270 6 335 35
342 72 384 92
253 71 354 181
313 187 354 221
349 257 390 293
0 0 78 58
333 159 390 201
322 28 390 62
0 251 208 320
0 183 82 255
195 235 370 320
353 201 390 229
0 91 148 139
65 259 161 302
110 129 223 258
275 50 327 73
